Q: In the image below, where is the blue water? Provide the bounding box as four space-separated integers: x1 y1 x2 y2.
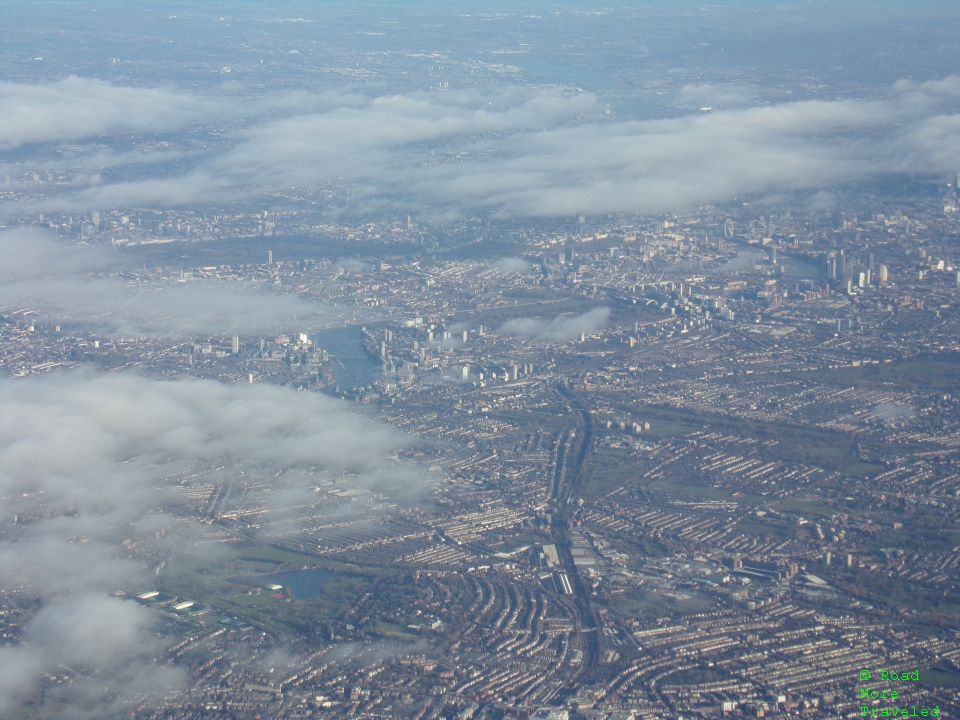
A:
720 245 820 281
313 326 380 392
259 569 337 599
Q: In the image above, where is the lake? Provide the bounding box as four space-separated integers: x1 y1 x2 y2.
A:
258 569 337 600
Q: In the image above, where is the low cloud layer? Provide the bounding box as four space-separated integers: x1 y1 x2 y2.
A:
674 82 760 109
492 257 531 273
867 401 916 425
7 76 960 218
35 85 599 212
0 227 324 336
0 370 422 716
500 307 611 342
0 76 228 150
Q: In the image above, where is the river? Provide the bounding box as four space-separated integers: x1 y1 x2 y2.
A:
313 326 380 392
719 244 821 281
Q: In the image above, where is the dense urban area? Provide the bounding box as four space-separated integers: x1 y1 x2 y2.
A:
2 3 959 719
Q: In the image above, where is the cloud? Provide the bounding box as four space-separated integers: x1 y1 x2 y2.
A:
19 85 600 212
492 257 531 273
59 171 230 210
0 227 325 336
867 402 915 425
0 76 228 150
8 76 960 219
674 82 759 109
8 595 185 718
0 646 42 717
0 369 426 716
893 112 960 174
893 75 960 101
0 596 184 718
322 639 433 666
0 372 408 504
500 307 610 341
804 190 839 212
0 146 190 188
416 97 904 216
215 87 597 185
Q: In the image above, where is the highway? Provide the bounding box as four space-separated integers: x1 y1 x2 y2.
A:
550 381 601 675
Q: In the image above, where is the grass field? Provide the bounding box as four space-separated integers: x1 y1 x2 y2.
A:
154 542 401 636
921 666 960 689
372 621 421 640
582 445 645 498
607 400 879 476
604 586 714 621
773 497 835 519
826 566 960 622
817 355 960 393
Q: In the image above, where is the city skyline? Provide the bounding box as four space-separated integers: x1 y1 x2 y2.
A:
1 2 959 719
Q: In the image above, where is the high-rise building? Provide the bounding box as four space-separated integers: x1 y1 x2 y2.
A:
231 336 240 355
878 264 889 284
267 249 273 265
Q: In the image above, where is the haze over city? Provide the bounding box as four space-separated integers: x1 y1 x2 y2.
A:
2 2 959 719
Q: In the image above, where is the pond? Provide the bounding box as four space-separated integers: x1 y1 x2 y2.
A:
252 568 337 600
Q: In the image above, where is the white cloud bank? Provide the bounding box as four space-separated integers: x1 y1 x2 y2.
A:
8 76 960 218
0 76 229 150
0 370 424 716
500 307 611 341
0 227 325 336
